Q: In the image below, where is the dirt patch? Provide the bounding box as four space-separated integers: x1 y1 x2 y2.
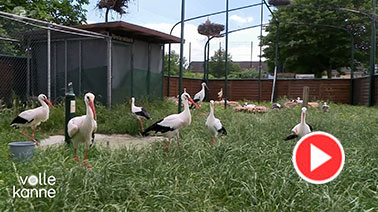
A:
40 134 165 150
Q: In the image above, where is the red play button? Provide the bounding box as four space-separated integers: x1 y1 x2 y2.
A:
292 131 345 184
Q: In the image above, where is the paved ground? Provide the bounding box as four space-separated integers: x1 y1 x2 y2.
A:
40 134 165 150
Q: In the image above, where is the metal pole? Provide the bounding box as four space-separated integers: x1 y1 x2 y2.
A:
147 43 151 96
162 45 165 100
224 0 229 109
369 0 376 106
26 39 30 97
250 41 253 68
258 0 263 103
178 0 185 113
350 34 355 105
167 43 171 96
206 39 210 101
131 44 134 96
64 40 68 92
78 40 82 95
271 21 280 103
189 42 192 64
203 39 208 81
107 37 112 108
47 28 51 100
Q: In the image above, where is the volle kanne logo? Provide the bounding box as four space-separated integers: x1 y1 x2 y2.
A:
12 171 56 198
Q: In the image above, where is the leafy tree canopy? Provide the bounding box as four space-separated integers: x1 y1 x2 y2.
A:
262 0 374 78
208 49 242 78
0 0 89 25
164 50 188 76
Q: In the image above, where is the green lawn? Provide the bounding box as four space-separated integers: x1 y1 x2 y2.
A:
0 98 377 211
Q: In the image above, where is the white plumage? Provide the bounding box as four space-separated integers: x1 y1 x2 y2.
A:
143 92 199 151
131 97 151 132
67 93 97 169
206 100 227 146
11 94 53 146
190 82 209 109
285 107 312 140
321 102 330 112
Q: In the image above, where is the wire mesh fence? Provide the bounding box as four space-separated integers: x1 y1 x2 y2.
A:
0 11 108 105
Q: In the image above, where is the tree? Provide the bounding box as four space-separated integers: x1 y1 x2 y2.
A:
262 0 373 78
208 49 242 78
164 50 188 76
228 68 264 79
97 0 131 23
0 0 89 25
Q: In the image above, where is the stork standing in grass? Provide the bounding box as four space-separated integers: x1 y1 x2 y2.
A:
206 100 227 146
143 92 199 152
190 82 209 109
10 94 54 146
284 107 312 140
67 93 97 169
321 102 330 112
217 88 223 101
131 97 151 132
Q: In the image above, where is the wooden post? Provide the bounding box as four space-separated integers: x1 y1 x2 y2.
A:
303 86 309 107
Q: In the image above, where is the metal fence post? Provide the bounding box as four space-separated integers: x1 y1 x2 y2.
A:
178 0 185 113
107 36 112 108
65 82 75 144
224 0 229 109
47 28 51 100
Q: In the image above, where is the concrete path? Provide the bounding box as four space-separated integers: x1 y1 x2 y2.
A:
40 134 165 150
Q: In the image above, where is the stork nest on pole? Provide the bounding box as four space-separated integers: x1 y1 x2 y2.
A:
197 19 225 37
97 0 129 14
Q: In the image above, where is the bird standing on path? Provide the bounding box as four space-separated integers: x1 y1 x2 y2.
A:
206 100 227 146
10 94 54 146
131 97 151 132
284 107 312 140
143 92 199 152
190 82 209 109
67 93 97 169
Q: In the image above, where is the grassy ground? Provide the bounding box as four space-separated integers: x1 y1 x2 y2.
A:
0 98 377 211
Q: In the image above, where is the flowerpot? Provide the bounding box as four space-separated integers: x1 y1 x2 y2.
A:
9 141 35 162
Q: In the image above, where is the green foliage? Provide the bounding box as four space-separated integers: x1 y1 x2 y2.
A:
0 100 377 211
262 0 373 78
0 0 89 25
164 50 188 76
228 68 265 79
208 49 243 78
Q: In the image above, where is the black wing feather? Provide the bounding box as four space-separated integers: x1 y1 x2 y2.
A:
217 127 227 135
284 134 298 141
142 119 175 136
135 107 151 120
307 123 313 131
10 116 33 128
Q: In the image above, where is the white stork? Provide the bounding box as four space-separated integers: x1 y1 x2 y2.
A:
131 97 151 132
284 107 312 140
321 102 330 112
206 100 227 146
217 88 223 101
190 82 209 109
143 92 199 152
67 93 97 169
10 94 54 146
272 103 281 110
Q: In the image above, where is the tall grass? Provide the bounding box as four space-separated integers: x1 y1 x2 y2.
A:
0 98 377 211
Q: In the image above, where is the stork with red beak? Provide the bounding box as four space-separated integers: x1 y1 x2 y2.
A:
284 107 312 140
67 93 97 169
190 82 209 109
131 97 151 132
10 94 54 146
143 92 199 152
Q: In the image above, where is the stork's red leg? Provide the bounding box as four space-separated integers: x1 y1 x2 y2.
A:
74 149 81 163
165 139 171 152
138 119 144 132
31 127 40 147
211 138 216 146
83 149 91 170
21 128 36 144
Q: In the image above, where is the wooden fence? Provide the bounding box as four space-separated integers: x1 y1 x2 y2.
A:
164 76 378 105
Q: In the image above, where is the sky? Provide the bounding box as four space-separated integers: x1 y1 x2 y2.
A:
84 0 273 62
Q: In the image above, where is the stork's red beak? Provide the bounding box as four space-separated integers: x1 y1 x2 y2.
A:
205 84 209 90
188 98 199 108
44 99 54 108
89 100 97 120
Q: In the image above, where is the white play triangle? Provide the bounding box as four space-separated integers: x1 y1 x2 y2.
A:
310 144 332 172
